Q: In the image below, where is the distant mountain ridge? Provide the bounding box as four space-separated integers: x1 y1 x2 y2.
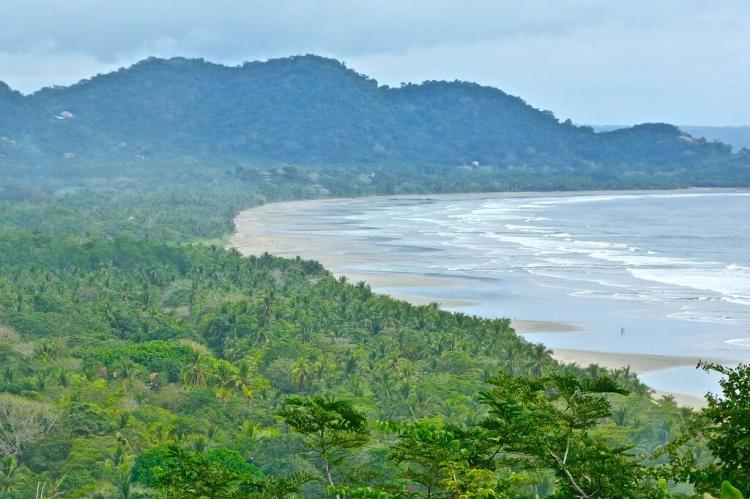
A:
593 125 750 152
0 55 748 183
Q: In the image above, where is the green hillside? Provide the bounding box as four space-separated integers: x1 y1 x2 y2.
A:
1 55 748 182
0 232 746 497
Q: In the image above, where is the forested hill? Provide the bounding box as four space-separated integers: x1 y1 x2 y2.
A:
1 55 748 179
2 55 750 497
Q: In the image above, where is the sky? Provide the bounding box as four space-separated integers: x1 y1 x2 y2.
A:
1 0 748 125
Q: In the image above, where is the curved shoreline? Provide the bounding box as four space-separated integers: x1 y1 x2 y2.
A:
229 188 749 408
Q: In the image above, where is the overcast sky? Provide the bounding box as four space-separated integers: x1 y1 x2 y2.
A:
1 0 748 125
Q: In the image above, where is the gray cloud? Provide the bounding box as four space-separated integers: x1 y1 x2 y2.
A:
1 0 748 124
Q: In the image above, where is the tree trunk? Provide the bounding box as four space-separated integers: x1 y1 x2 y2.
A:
323 458 340 499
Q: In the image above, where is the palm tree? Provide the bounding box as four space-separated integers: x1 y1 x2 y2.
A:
109 444 126 467
528 344 553 376
34 474 66 499
33 341 57 362
110 464 133 499
346 376 366 397
56 369 69 388
291 359 310 392
189 436 207 454
259 293 275 327
373 369 394 400
34 371 50 391
504 344 521 377
180 351 210 387
585 364 604 379
612 406 629 426
111 359 135 384
343 354 358 376
214 362 232 387
215 386 232 405
1 456 26 493
233 360 255 400
236 359 252 382
169 421 192 444
253 327 272 349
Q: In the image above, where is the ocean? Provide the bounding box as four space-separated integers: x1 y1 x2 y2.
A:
235 190 750 398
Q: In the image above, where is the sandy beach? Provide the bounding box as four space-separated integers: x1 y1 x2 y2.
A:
229 189 749 408
550 349 724 373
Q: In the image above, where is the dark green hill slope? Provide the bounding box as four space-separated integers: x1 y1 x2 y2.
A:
1 55 747 180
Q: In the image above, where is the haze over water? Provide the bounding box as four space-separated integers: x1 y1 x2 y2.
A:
235 191 750 398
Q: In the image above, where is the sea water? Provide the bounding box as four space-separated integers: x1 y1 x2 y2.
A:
281 191 750 398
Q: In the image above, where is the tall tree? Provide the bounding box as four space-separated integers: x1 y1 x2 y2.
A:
0 395 58 462
279 396 369 494
479 372 655 498
669 362 750 495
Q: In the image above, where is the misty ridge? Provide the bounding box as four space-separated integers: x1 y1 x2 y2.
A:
0 54 748 187
592 125 750 152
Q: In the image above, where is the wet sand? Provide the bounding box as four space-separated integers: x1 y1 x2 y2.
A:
650 390 707 409
229 190 743 407
551 349 731 408
550 349 724 375
231 206 588 334
512 320 584 333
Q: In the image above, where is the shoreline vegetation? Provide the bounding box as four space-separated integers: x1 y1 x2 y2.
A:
230 187 749 408
2 53 749 496
1 178 747 496
4 228 723 497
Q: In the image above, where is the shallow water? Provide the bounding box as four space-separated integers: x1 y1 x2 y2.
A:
240 191 750 398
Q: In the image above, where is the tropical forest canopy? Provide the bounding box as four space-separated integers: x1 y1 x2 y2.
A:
0 54 748 498
0 232 747 498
